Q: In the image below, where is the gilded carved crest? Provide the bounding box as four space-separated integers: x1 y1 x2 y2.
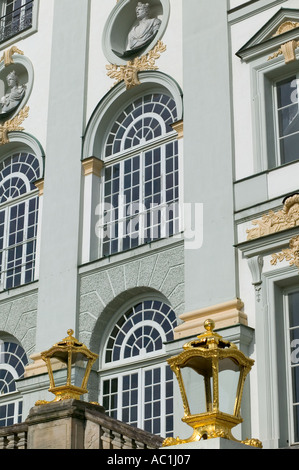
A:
0 106 29 145
106 40 166 89
247 194 299 240
271 235 299 269
268 21 299 63
247 194 299 271
0 46 24 67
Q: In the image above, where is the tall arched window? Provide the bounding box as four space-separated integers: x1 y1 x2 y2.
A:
0 151 41 290
100 300 177 438
99 92 180 257
0 340 28 426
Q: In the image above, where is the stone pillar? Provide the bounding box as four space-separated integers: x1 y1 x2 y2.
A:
26 400 105 450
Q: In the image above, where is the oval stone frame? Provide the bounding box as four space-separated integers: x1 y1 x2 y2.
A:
0 54 33 122
102 0 170 66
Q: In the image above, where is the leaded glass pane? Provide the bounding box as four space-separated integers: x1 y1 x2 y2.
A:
0 0 34 43
101 92 179 256
101 141 179 256
104 300 177 364
0 341 27 427
276 77 299 164
101 301 176 436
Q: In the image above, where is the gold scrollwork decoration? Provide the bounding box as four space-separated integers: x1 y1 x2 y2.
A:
268 21 299 63
106 40 166 90
0 46 24 67
162 429 263 448
271 235 299 269
273 21 299 37
247 194 299 241
0 105 29 146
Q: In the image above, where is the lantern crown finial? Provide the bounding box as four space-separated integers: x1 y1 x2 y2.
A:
183 318 237 351
204 319 215 332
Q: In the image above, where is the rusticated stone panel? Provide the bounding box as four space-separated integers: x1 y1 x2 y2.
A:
0 288 38 357
79 242 185 351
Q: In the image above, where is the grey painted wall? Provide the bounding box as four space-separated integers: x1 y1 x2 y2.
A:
182 0 237 312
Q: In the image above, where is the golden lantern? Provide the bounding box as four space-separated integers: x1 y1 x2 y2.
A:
36 329 98 404
163 319 262 448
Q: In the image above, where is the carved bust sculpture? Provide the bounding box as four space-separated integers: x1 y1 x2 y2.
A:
0 71 26 115
127 2 161 52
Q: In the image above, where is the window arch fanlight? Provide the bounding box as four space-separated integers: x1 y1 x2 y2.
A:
101 299 177 438
0 149 42 291
0 340 28 427
83 71 183 156
104 92 178 157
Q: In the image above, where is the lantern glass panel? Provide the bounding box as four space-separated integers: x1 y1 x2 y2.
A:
218 358 241 415
181 356 214 416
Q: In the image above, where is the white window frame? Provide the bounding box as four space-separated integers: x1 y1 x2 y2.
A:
99 298 177 437
273 73 299 167
0 150 41 291
251 51 299 173
0 339 28 427
283 287 299 446
0 0 38 47
100 362 173 437
98 93 180 258
0 191 39 291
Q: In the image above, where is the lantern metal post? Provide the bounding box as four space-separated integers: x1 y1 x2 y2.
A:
163 319 262 448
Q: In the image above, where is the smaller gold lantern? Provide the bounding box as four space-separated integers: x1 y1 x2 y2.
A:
37 329 98 404
163 319 262 448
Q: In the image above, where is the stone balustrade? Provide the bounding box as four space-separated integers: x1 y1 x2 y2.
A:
0 400 164 450
84 405 164 450
0 423 28 449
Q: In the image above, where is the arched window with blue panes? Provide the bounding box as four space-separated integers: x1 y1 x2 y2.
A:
100 300 177 438
0 151 42 291
0 340 28 426
99 92 180 257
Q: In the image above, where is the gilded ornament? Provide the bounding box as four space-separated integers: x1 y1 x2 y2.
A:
35 329 98 406
271 235 299 269
247 194 299 240
268 21 299 63
0 105 29 146
273 21 299 37
162 319 262 448
106 40 166 89
0 46 24 66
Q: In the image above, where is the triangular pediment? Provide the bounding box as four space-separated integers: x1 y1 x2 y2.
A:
237 8 299 61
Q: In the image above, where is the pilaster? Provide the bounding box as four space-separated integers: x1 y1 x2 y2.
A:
35 0 90 351
182 0 236 312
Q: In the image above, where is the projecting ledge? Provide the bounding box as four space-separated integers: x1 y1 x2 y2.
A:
173 299 248 340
